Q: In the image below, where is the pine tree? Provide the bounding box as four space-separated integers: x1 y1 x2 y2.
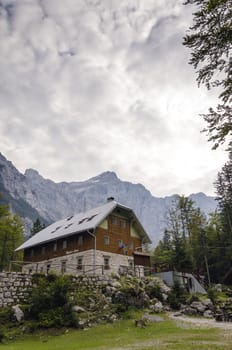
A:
30 218 45 237
214 153 232 278
0 204 24 271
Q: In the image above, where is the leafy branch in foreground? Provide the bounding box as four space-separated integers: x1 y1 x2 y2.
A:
183 0 232 150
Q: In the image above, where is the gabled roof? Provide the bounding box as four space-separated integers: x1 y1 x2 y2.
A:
16 200 151 251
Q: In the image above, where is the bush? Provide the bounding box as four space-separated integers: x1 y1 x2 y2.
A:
186 293 200 305
0 307 14 324
167 280 188 310
146 283 163 301
27 273 77 328
38 306 75 328
0 328 5 343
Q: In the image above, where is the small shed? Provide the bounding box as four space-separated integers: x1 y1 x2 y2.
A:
154 271 207 294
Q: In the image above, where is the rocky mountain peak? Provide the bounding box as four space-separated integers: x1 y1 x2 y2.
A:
25 168 42 180
0 153 217 243
90 171 119 182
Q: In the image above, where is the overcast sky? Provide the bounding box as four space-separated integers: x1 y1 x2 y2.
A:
0 0 228 197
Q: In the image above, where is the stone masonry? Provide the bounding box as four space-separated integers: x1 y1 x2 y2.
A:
0 272 117 308
0 272 33 308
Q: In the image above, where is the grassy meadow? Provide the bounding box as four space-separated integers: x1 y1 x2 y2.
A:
1 314 232 350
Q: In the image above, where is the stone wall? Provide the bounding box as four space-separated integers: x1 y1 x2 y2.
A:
0 272 118 308
0 272 33 308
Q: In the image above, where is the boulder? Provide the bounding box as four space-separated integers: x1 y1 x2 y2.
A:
182 306 198 316
110 281 121 289
72 305 86 313
153 301 164 313
203 309 214 318
190 301 206 313
202 298 213 309
12 305 24 322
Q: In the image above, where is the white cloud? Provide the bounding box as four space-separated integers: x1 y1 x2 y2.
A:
0 0 227 197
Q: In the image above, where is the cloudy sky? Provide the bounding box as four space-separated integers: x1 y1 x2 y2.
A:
0 0 228 197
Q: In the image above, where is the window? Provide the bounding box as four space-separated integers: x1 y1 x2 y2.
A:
30 249 34 258
41 246 46 254
61 261 66 274
118 239 123 248
53 242 57 252
111 216 117 225
104 257 110 270
78 235 83 246
128 242 134 250
77 257 83 270
63 240 67 249
120 219 126 228
104 236 110 245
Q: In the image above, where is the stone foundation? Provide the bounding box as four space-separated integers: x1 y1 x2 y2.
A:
22 249 145 277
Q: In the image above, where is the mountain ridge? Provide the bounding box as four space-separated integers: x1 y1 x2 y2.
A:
0 153 217 244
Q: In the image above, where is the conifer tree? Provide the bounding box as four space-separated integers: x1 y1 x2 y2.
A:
0 204 24 271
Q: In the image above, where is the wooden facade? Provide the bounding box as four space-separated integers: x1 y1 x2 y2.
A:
24 213 145 263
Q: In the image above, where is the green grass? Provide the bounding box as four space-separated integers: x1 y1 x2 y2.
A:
1 315 232 350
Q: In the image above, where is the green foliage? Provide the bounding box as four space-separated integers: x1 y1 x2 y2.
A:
1 314 230 350
0 204 24 271
0 327 6 344
146 282 163 301
153 195 208 274
209 154 232 282
30 218 45 237
186 293 200 305
37 306 74 328
28 273 77 328
119 277 143 297
183 0 232 151
167 280 188 310
0 307 14 324
0 307 21 343
207 286 219 304
152 192 232 283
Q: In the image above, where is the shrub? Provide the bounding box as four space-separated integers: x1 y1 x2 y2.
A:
146 283 163 301
29 273 72 318
167 280 188 310
0 328 5 343
0 307 14 324
27 273 77 328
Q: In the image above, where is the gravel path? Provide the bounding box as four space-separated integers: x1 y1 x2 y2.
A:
168 312 232 330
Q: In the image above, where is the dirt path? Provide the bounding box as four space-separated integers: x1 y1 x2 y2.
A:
168 312 232 330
